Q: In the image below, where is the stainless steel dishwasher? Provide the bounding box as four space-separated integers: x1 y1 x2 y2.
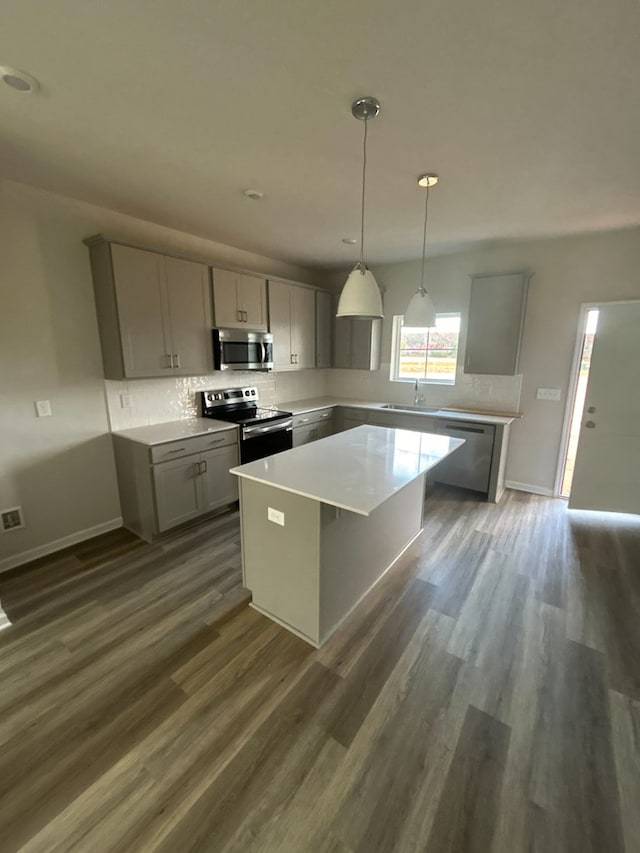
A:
433 421 496 493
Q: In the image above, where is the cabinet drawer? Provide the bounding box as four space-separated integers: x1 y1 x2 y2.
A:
150 429 237 463
292 407 333 428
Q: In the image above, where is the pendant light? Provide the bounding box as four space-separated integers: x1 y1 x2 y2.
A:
336 97 383 319
403 173 439 327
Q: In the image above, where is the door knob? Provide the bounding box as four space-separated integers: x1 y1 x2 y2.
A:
584 420 596 428
587 406 596 413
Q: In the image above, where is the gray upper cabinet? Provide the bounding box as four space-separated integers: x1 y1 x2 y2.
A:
464 271 531 375
315 289 332 368
211 267 268 331
86 237 212 380
333 314 382 370
268 280 316 370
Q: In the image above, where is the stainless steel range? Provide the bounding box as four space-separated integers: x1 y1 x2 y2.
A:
200 387 293 464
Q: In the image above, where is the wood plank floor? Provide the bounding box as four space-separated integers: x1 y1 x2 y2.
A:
0 487 638 852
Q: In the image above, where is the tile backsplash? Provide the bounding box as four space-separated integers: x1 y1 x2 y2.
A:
105 370 330 431
326 363 523 413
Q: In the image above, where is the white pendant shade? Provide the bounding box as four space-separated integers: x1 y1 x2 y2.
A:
403 287 436 327
336 266 383 319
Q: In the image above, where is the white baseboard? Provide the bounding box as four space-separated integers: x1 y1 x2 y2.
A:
0 517 123 574
505 480 555 497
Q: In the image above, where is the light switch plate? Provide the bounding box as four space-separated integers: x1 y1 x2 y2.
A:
268 507 285 526
120 393 132 408
536 388 561 401
35 400 52 417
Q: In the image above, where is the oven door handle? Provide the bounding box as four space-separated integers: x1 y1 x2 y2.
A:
242 419 293 438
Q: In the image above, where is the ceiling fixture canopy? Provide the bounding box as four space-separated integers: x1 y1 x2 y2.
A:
0 66 39 93
336 97 383 319
403 173 439 327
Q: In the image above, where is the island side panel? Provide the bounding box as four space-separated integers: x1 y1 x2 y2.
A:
238 478 322 645
319 474 426 644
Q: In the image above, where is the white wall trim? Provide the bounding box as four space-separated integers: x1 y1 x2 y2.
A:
505 480 555 497
0 517 123 574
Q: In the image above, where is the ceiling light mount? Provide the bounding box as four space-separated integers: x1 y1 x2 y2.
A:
243 188 264 200
336 96 383 319
351 96 381 122
418 173 439 188
0 66 39 93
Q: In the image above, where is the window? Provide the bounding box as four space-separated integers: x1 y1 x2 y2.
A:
390 313 461 384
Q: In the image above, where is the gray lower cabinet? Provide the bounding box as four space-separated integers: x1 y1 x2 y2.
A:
335 406 510 502
292 408 333 447
112 430 239 541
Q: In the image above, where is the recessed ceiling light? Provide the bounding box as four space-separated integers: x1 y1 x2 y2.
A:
243 189 264 200
0 66 39 93
342 238 357 244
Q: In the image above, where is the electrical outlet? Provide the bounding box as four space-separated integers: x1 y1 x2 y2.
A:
536 388 561 401
1 506 25 532
267 507 285 526
35 400 52 417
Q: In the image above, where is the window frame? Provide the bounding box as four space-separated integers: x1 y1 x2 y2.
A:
389 313 461 385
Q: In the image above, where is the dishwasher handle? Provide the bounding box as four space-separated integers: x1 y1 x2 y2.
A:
443 423 488 434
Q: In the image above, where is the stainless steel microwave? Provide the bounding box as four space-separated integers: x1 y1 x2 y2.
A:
212 328 273 371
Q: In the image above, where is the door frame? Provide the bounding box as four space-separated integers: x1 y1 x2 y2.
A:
554 299 640 498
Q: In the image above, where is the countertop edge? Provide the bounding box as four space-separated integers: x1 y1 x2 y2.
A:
280 397 516 425
112 418 237 446
231 427 464 515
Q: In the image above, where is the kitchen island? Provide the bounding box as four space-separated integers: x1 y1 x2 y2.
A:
231 425 463 647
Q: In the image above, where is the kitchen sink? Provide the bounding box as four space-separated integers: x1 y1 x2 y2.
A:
381 404 441 413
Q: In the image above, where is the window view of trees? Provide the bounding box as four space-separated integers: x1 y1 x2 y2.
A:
394 315 461 382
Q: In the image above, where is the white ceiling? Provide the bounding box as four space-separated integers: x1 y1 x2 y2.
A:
2 0 640 269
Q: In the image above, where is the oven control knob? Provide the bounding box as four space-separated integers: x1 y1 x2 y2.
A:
245 390 250 396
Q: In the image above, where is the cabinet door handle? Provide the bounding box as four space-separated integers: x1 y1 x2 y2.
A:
237 309 243 322
290 354 294 364
199 459 208 474
165 353 173 369
193 462 200 476
173 353 180 368
244 310 248 322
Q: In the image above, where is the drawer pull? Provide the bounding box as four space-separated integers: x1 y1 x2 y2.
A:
166 447 187 453
209 437 225 444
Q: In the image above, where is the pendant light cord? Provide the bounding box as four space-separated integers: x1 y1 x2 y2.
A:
359 117 368 272
420 182 430 291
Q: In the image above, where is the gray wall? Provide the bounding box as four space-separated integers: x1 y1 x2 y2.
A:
327 228 640 493
0 179 320 570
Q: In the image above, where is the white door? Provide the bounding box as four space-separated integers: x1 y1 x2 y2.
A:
569 301 640 514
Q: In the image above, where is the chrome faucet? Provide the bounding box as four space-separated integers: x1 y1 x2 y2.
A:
413 379 425 406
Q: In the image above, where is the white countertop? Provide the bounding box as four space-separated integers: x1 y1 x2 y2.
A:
280 396 515 426
231 425 464 516
112 417 236 446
